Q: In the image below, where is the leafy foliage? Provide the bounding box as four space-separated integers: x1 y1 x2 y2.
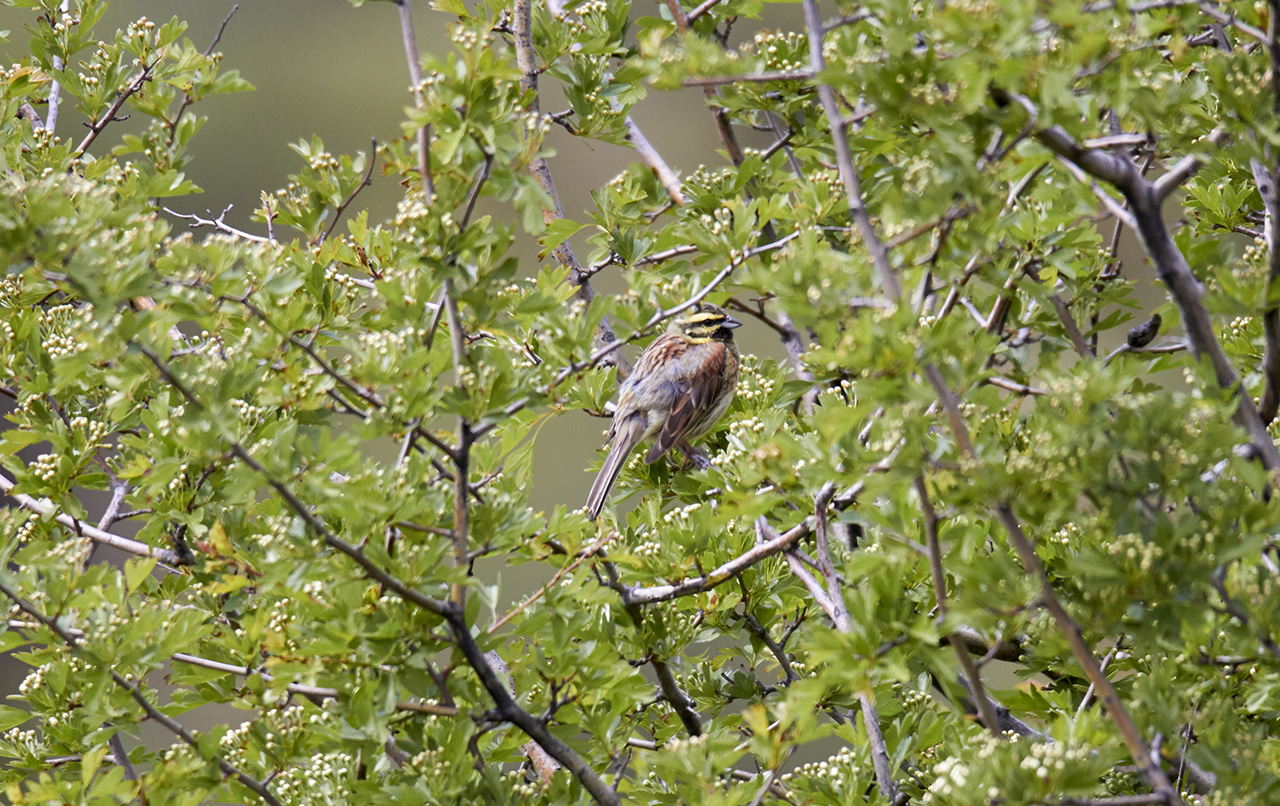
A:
1 0 1280 804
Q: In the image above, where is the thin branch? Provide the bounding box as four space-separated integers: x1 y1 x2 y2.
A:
995 506 1182 802
0 583 283 806
397 0 434 199
625 115 687 205
511 0 627 374
682 70 814 86
686 0 726 22
802 0 899 299
1194 1 1271 46
661 0 747 168
986 376 1048 396
167 4 239 145
75 57 159 157
1152 130 1227 200
1076 640 1121 717
458 149 494 231
488 535 614 634
443 281 471 610
0 472 183 565
1054 156 1138 229
613 517 813 606
739 611 800 685
318 138 378 244
1252 154 1280 425
169 653 458 716
914 476 1001 736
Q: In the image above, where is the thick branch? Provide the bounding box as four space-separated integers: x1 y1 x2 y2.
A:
625 115 687 205
444 606 620 805
1006 90 1280 470
651 655 702 735
45 1 69 134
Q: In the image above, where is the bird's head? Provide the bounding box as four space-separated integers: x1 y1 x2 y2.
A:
669 303 742 344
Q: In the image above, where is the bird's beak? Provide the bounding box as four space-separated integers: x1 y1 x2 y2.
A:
724 314 743 329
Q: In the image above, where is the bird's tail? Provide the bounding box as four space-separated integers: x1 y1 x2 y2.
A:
586 434 639 521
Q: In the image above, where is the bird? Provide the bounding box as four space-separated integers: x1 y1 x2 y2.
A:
1126 312 1161 349
586 302 742 521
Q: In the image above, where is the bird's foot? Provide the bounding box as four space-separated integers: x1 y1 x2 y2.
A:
678 444 713 471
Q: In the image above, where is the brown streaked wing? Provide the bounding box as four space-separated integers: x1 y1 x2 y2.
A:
645 341 728 462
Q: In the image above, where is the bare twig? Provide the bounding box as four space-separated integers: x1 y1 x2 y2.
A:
164 204 273 244
1076 640 1121 717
